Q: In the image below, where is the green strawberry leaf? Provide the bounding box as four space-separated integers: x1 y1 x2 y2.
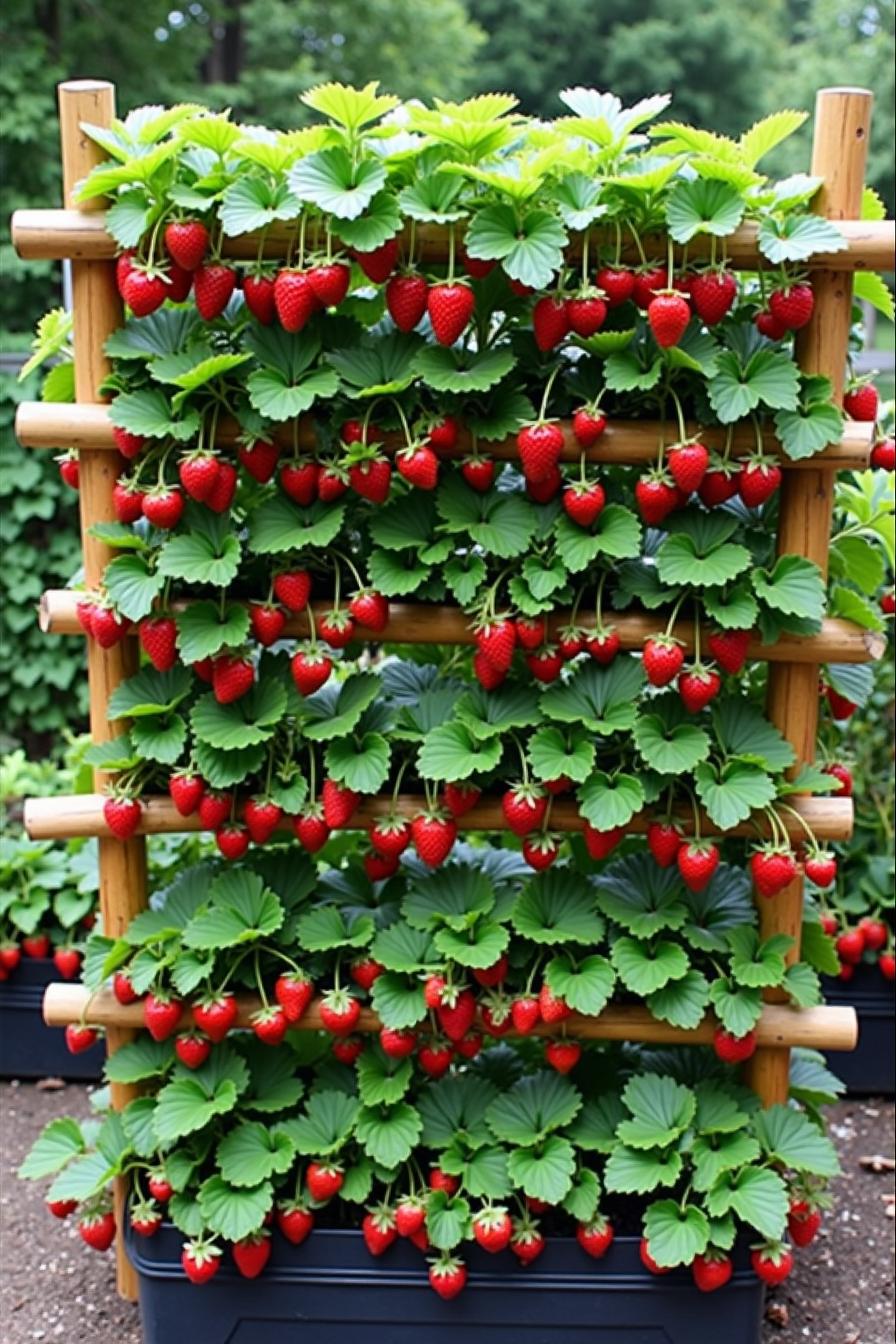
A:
596 854 689 937
416 344 515 395
694 760 776 828
404 865 496 932
752 1104 839 1176
545 953 615 1016
107 665 192 719
647 969 711 1030
289 147 386 219
508 1135 576 1203
278 1090 359 1157
578 770 644 829
326 732 391 793
775 399 844 462
130 712 187 765
436 476 537 558
539 657 645 735
103 554 165 621
191 680 287 749
708 976 763 1036
604 1145 683 1194
666 178 745 242
416 720 502 780
706 1165 788 1240
197 1175 272 1242
426 1190 472 1250
644 1200 710 1268
182 870 284 950
176 601 250 663
356 1046 414 1107
465 203 568 290
758 214 848 263
109 387 198 441
528 726 595 784
217 1121 295 1187
692 1130 761 1192
370 973 427 1030
554 504 642 573
612 937 690 996
486 1071 582 1146
511 869 604 946
356 1101 421 1167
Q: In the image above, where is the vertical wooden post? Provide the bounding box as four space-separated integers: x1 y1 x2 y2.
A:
747 88 873 1107
59 79 146 1302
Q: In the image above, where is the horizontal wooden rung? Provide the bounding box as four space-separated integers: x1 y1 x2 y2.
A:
24 792 854 842
11 209 896 273
14 400 875 472
39 590 887 665
42 983 858 1050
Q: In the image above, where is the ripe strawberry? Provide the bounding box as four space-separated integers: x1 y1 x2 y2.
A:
103 795 142 840
643 636 684 687
545 1038 581 1073
390 1197 425 1240
249 603 286 647
557 625 586 659
435 987 477 1042
349 458 392 503
175 1033 212 1069
826 684 858 720
417 1037 454 1077
738 457 782 508
522 833 560 870
647 821 684 868
274 973 314 1023
882 591 896 615
858 917 888 950
182 1241 222 1284
563 480 606 526
805 854 837 889
397 444 439 490
349 589 389 633
352 237 400 283
322 779 359 828
143 486 184 529
678 666 722 713
677 841 720 892
273 268 315 331
823 763 853 796
707 628 751 675
236 440 278 490
429 1256 467 1299
58 454 79 489
47 1198 77 1219
281 458 319 504
567 292 607 337
769 283 814 331
426 416 460 451
216 822 251 860
516 616 547 651
308 261 351 308
0 943 21 971
572 406 607 448
690 270 737 325
369 815 412 858
475 617 517 671
871 438 895 470
820 912 839 936
269 570 310 614
193 994 238 1042
667 441 709 494
511 995 541 1034
583 823 624 860
427 282 475 345
197 790 231 830
461 456 495 491
252 1004 289 1045
639 1237 671 1274
115 248 137 293
165 262 193 303
53 948 82 980
648 292 691 347
444 782 480 817
165 220 209 271
517 421 564 482
386 272 429 330
379 1025 417 1059
460 247 496 279
526 465 563 502
177 452 220 505
430 1168 460 1195
194 263 236 320
112 481 145 522
836 928 865 965
412 810 458 866
193 656 214 682
843 383 879 421
750 1245 793 1286
511 1222 545 1264
319 989 361 1036
350 958 385 991
473 650 507 689
473 1208 513 1253
79 1210 116 1252
65 1024 99 1054
788 1203 822 1248
123 267 167 316
750 846 798 898
755 309 789 340
532 295 570 350
244 798 283 845
318 462 349 500
878 953 895 980
212 653 254 704
526 646 564 682
537 984 571 1024
276 1202 314 1245
635 474 678 526
147 1173 173 1204
632 266 667 309
139 616 178 671
88 605 127 647
233 1233 271 1279
692 1253 733 1292
597 266 636 307
502 783 548 835
699 463 740 507
144 993 183 1041
424 974 447 1008
365 848 400 881
713 1027 757 1063
291 647 333 696
293 806 331 853
470 956 509 989
362 1209 398 1256
242 272 277 324
576 1217 614 1259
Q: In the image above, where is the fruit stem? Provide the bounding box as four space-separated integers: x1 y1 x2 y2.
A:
307 745 317 805
666 234 675 290
775 801 816 850
408 219 417 270
626 222 647 267
667 387 688 445
594 569 608 631
253 950 270 1010
329 547 365 591
580 229 590 287
254 224 269 271
537 363 562 423
509 732 530 786
447 224 456 285
663 591 688 640
390 756 411 809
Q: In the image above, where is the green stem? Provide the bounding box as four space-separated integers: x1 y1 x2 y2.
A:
537 363 562 422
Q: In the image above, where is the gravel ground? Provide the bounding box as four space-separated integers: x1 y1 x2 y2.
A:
1 1081 893 1343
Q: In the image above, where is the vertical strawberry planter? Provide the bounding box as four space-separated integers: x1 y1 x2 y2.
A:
9 76 895 1344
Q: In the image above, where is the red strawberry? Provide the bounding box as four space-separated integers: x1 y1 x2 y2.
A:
103 795 142 840
123 267 167 316
274 973 314 1023
648 292 691 347
291 647 333 696
165 220 209 271
678 666 722 713
0 943 21 971
272 569 311 612
572 406 607 448
460 248 496 280
249 603 286 647
319 609 356 649
707 628 751 675
647 821 683 868
502 783 548 835
522 833 560 870
115 249 137 294
353 237 400 283
597 266 636 307
244 797 283 844
642 636 684 687
640 1238 671 1275
197 790 231 830
788 1201 822 1248
692 1253 733 1292
58 454 80 489
143 487 184 529
587 628 620 664
567 292 608 337
444 782 480 817
53 947 82 980
632 267 667 309
667 441 709 494
46 1198 77 1219
252 1005 289 1045
511 995 541 1034
836 928 865 965
379 1026 417 1059
427 282 475 345
79 1211 116 1252
820 912 839 936
276 1203 314 1245
429 1256 467 1299
677 841 720 892
475 617 517 671
369 816 412 858
583 823 624 860
577 1217 614 1259
826 685 858 720
526 465 563 502
233 1233 271 1279
699 464 740 507
194 264 236 320
526 646 564 682
517 421 564 482
318 463 349 500
238 440 280 487
871 438 895 470
858 917 887 950
308 261 351 308
515 616 546 651
147 1173 173 1204
89 606 128 648
322 779 359 829
511 1223 545 1264
424 975 447 1008
280 458 319 504
473 1209 513 1253
364 849 398 883
243 273 277 324
112 481 145 522
690 271 737 325
755 309 789 340
532 295 570 350
473 650 507 689
212 653 254 704
472 956 509 988
557 625 586 659
193 656 214 682
216 823 251 861
274 269 315 331
738 458 781 507
397 444 439 490
751 847 798 898
878 953 895 980
750 1245 793 1286
563 480 605 526
461 456 495 491
713 1027 757 1063
635 474 678 526
395 1195 428 1237
319 989 361 1036
175 1033 212 1069
206 460 236 513
386 273 428 331
182 1242 222 1284
294 806 330 853
350 958 385 990
165 262 193 303
349 458 392 503
139 616 178 671
411 811 457 866
144 993 183 1041
769 283 814 331
823 762 853 795
545 1039 581 1073
426 416 460 451
436 988 477 1042
65 1024 99 1054
193 994 238 1042
362 1210 398 1257
167 773 204 822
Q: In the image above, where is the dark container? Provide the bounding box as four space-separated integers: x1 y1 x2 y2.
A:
823 963 896 1096
0 959 103 1080
128 1222 765 1344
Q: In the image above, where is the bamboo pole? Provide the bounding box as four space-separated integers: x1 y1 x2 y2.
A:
42 984 858 1052
23 791 853 843
747 88 874 1111
11 208 895 270
58 80 143 1301
13 398 875 472
37 589 887 664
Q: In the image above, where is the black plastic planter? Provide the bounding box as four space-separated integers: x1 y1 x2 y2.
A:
822 964 895 1096
0 959 103 1081
128 1223 765 1344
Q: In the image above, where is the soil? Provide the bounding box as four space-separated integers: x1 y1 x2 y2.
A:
0 1081 892 1344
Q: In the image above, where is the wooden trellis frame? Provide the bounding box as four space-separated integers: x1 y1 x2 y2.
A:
11 81 895 1301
